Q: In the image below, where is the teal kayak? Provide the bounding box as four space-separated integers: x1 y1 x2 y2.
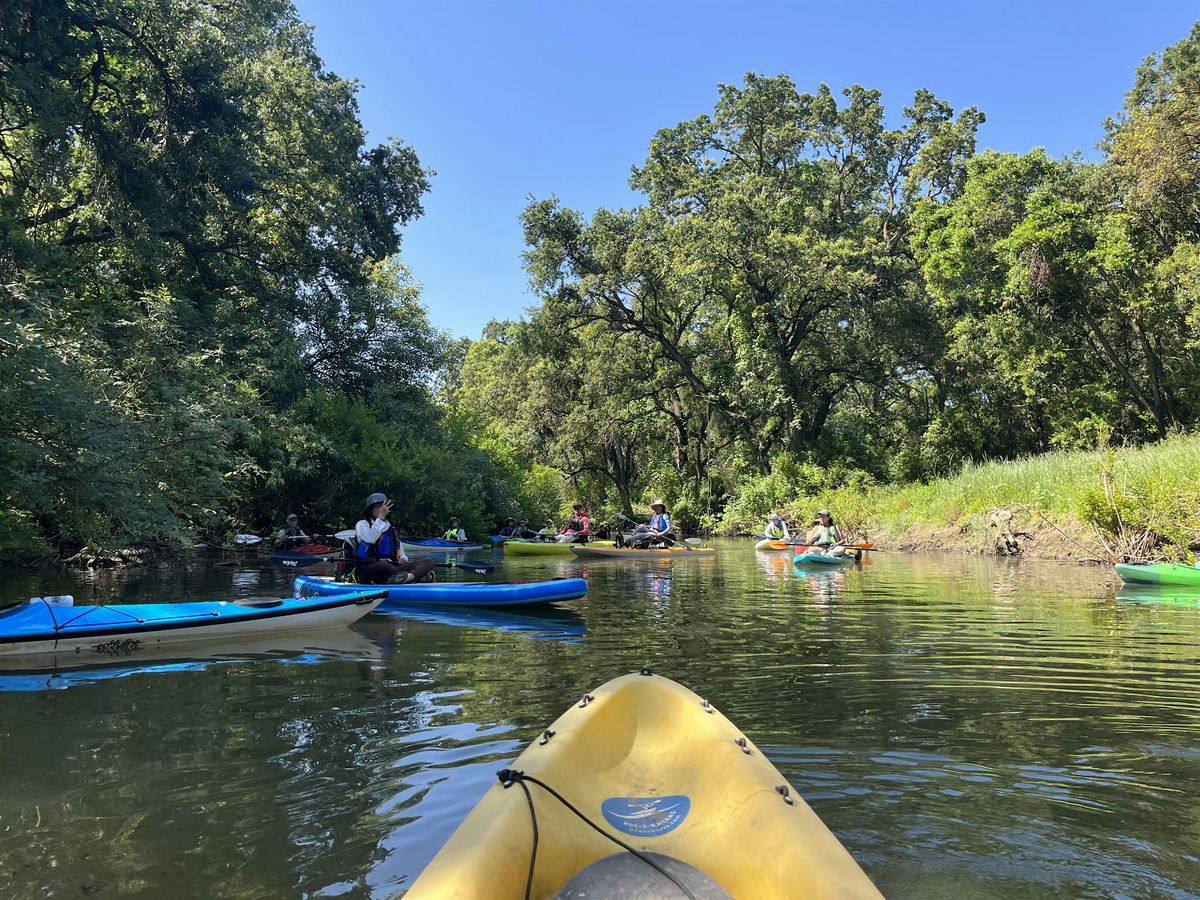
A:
1114 562 1200 587
793 552 850 566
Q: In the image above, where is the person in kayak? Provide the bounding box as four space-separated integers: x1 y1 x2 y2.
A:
443 517 467 542
806 509 842 555
556 503 591 543
354 493 436 584
764 513 790 541
272 513 308 547
629 500 673 546
498 517 519 538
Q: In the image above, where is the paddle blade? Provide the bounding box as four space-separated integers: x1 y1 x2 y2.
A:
334 529 355 542
435 561 495 574
458 562 495 575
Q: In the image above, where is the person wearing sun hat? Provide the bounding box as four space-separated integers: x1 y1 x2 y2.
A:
351 492 436 584
272 513 308 547
629 499 673 546
806 508 842 555
764 512 790 541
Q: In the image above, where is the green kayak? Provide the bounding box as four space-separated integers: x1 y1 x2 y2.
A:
1114 562 1200 587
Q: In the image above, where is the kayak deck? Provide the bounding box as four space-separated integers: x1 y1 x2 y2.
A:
294 575 588 607
1115 561 1200 587
406 671 880 898
399 538 485 553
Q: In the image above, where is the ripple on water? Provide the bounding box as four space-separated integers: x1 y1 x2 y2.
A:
1 547 1199 898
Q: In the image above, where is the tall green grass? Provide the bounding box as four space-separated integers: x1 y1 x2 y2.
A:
718 433 1200 559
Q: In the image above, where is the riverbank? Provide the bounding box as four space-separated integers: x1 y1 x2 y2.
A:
723 434 1200 563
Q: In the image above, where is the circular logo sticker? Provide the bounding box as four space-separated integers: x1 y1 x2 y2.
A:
601 795 691 836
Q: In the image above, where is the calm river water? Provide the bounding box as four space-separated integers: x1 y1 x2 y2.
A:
1 543 1197 898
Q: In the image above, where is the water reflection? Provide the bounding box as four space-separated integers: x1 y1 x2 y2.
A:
0 629 383 692
0 546 1198 897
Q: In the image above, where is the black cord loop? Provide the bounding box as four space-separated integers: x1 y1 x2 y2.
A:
496 768 698 900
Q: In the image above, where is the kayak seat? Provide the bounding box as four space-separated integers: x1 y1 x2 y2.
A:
553 852 732 899
234 597 285 608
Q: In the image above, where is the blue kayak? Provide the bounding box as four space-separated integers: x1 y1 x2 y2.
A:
0 592 385 658
294 575 588 607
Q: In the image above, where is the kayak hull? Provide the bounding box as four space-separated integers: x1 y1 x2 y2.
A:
0 592 385 658
405 671 881 899
294 575 588 607
1115 562 1200 587
755 539 791 552
505 539 614 556
794 552 851 566
399 539 484 553
570 545 715 559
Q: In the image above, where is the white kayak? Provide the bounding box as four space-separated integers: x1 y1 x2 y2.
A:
0 591 385 658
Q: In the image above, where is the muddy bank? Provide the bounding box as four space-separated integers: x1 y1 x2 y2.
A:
864 508 1118 563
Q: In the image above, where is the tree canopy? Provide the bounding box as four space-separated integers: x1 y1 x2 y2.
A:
0 0 552 557
5 3 1200 555
458 31 1200 530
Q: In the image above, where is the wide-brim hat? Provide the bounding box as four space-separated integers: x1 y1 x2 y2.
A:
286 513 299 521
817 508 831 517
363 492 388 518
649 499 667 511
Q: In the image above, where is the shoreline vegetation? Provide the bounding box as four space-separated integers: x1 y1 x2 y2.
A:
3 2 1199 568
716 433 1200 563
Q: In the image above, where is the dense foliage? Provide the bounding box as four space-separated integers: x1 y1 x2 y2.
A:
0 0 551 558
456 29 1200 532
4 2 1199 558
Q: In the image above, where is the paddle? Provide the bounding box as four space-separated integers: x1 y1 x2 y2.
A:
435 559 495 575
792 542 874 557
665 535 706 551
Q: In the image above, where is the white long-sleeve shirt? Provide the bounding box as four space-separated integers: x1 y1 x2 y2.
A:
355 517 407 559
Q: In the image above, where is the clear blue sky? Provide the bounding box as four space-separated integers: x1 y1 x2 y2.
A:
294 0 1198 339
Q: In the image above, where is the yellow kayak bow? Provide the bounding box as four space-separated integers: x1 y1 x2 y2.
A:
406 671 881 899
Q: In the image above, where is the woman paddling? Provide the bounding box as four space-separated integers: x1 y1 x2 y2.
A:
806 509 842 556
353 493 436 584
764 513 790 541
629 500 673 547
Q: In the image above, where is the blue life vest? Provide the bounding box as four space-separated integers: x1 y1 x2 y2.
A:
650 513 670 532
356 524 396 561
